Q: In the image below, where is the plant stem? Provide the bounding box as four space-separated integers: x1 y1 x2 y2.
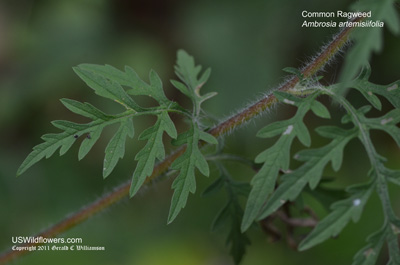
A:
0 24 355 265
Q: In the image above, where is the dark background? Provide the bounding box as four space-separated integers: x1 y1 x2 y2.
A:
1 0 399 264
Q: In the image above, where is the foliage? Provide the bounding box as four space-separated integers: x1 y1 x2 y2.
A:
338 0 400 93
17 50 217 224
242 66 400 264
14 2 400 263
203 163 251 264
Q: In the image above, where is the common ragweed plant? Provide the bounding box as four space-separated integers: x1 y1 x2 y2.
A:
6 1 400 264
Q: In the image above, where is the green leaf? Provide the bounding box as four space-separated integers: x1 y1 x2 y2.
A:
352 226 386 265
368 80 400 109
241 132 296 232
77 64 171 106
168 123 216 223
242 93 324 232
299 183 374 251
385 168 400 186
78 125 104 160
130 112 177 196
60 98 111 120
256 127 357 220
103 118 134 178
207 166 250 264
202 177 225 197
199 130 218 145
171 50 215 116
174 50 210 91
310 100 331 119
282 67 303 78
73 66 142 111
318 84 400 262
338 0 400 94
19 59 190 178
350 65 400 109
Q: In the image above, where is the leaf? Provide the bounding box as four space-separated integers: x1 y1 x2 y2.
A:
17 98 139 176
213 198 250 264
226 204 251 265
171 50 216 116
315 84 400 262
299 183 374 251
305 185 347 211
362 109 400 147
73 66 142 111
242 92 327 232
167 123 216 223
19 59 190 178
351 65 400 109
77 64 171 106
130 112 177 196
202 177 225 197
103 118 134 178
385 168 400 186
257 127 357 221
174 50 210 92
310 100 331 119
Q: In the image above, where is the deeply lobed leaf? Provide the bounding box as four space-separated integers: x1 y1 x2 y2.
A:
242 91 329 232
130 112 177 196
168 123 217 223
207 166 251 264
73 66 142 111
103 118 134 178
171 50 216 116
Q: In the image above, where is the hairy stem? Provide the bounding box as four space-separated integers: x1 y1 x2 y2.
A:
0 24 355 264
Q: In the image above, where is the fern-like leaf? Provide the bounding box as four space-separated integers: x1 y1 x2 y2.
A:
168 123 217 223
257 126 357 220
171 50 217 116
205 165 251 264
130 111 177 196
17 63 181 178
241 91 330 231
17 104 133 176
338 0 400 93
76 64 171 106
352 226 387 265
165 50 218 223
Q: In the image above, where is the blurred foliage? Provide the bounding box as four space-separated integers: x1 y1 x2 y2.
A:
0 0 399 264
